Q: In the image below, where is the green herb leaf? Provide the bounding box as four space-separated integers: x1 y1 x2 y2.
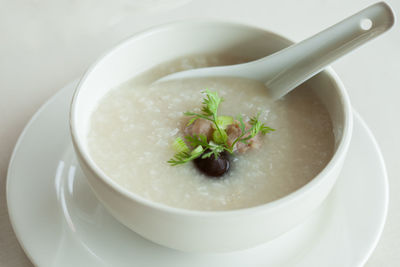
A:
249 113 275 135
237 115 246 132
201 89 223 117
184 111 213 122
206 141 225 159
191 145 204 155
229 113 275 150
216 115 234 130
172 137 189 153
185 134 225 159
260 125 275 134
186 117 198 126
185 134 209 148
167 145 204 166
212 128 228 144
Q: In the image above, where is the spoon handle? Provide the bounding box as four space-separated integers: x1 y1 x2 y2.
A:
262 2 395 99
156 2 395 99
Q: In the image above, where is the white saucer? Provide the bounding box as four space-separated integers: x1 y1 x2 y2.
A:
7 81 388 267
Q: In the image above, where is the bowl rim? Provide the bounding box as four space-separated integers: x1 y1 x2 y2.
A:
70 19 353 217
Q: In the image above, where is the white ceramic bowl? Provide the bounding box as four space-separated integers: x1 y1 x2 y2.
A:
70 20 353 252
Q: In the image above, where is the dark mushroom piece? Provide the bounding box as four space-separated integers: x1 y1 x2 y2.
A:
193 151 230 178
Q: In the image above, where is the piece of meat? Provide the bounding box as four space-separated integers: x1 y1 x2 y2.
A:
184 118 214 140
226 121 262 153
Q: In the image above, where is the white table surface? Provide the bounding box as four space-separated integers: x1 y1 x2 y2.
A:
1 0 399 266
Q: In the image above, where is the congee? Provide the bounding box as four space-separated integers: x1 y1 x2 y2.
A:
88 54 334 211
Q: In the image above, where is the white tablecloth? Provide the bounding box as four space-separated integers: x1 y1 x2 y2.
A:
1 0 399 266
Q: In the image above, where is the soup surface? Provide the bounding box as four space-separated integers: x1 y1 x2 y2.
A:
88 54 334 211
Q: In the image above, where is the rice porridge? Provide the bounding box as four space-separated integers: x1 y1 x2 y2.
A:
88 54 334 211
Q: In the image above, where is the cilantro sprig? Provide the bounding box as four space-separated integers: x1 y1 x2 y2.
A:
167 145 203 166
184 90 227 145
229 113 275 149
168 90 274 166
167 134 226 165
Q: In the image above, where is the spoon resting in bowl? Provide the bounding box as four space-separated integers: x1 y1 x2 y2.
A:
156 2 395 99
